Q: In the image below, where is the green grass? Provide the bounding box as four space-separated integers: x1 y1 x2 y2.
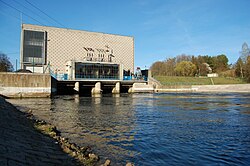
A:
212 77 246 85
154 76 246 85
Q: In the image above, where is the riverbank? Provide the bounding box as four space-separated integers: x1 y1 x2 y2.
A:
155 84 250 93
0 97 101 166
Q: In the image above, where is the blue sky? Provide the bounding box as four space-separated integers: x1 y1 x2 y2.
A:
0 0 250 70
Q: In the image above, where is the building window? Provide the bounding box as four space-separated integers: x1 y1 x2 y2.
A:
23 30 45 64
75 62 119 80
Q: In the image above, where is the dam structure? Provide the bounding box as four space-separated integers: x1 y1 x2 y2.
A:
1 24 152 97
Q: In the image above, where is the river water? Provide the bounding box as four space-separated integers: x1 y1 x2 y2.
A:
8 93 250 165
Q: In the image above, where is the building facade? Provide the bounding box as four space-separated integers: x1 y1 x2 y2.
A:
20 24 134 80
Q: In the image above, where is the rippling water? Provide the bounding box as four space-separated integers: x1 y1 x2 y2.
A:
8 93 250 165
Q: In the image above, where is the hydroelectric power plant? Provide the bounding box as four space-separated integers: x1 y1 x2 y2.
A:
0 24 153 98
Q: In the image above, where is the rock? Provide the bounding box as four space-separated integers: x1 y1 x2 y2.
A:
54 136 60 140
72 151 77 157
70 143 78 151
61 137 68 142
27 109 32 114
126 162 134 166
26 110 33 118
103 159 111 166
40 120 46 125
88 153 99 161
80 147 87 153
77 154 85 161
63 146 71 154
83 147 92 156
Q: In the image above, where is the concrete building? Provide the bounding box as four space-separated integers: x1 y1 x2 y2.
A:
20 24 134 80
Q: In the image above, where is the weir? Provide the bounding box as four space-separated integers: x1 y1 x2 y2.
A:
56 79 148 95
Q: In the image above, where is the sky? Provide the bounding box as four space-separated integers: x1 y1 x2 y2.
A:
0 0 250 70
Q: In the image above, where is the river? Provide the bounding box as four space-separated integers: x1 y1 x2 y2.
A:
8 93 250 165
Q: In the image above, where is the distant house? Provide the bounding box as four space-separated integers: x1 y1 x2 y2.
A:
207 73 218 77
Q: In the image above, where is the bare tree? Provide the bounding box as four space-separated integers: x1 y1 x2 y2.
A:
235 58 244 78
240 42 250 63
235 42 250 79
176 54 192 63
0 52 14 72
164 58 176 76
150 61 167 76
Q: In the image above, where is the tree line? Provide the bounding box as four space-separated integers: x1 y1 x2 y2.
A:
150 54 229 76
150 42 250 82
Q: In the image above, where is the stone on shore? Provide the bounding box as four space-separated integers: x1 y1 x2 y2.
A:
100 159 111 166
126 162 134 166
105 159 111 166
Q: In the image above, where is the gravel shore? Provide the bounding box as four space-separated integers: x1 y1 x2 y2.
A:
0 97 80 166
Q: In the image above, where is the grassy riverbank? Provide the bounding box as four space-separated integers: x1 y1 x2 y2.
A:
154 76 246 85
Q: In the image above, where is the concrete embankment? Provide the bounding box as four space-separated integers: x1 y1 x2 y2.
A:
192 84 250 93
0 97 78 165
155 84 250 93
0 72 56 98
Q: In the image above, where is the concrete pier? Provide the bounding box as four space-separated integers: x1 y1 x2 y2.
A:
112 82 120 94
128 83 154 93
91 82 102 95
74 82 80 92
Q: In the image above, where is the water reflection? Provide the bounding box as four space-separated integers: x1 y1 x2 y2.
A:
8 95 138 164
7 93 250 165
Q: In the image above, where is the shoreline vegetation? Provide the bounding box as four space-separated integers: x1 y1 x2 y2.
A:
0 96 134 166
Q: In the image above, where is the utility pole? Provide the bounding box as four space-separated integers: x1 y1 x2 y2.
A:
20 12 22 25
19 12 23 69
16 59 17 71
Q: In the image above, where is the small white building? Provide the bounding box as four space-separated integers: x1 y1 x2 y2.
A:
207 73 218 77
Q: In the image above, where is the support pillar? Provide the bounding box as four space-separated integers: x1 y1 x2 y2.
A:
128 83 134 93
112 82 120 94
74 82 80 93
91 82 102 95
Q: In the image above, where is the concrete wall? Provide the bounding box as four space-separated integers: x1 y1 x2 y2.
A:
0 72 54 98
192 84 250 93
155 84 250 93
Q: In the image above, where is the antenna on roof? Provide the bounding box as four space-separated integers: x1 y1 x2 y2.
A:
20 12 22 26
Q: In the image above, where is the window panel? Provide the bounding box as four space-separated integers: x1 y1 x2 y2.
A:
75 63 119 80
23 30 45 64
